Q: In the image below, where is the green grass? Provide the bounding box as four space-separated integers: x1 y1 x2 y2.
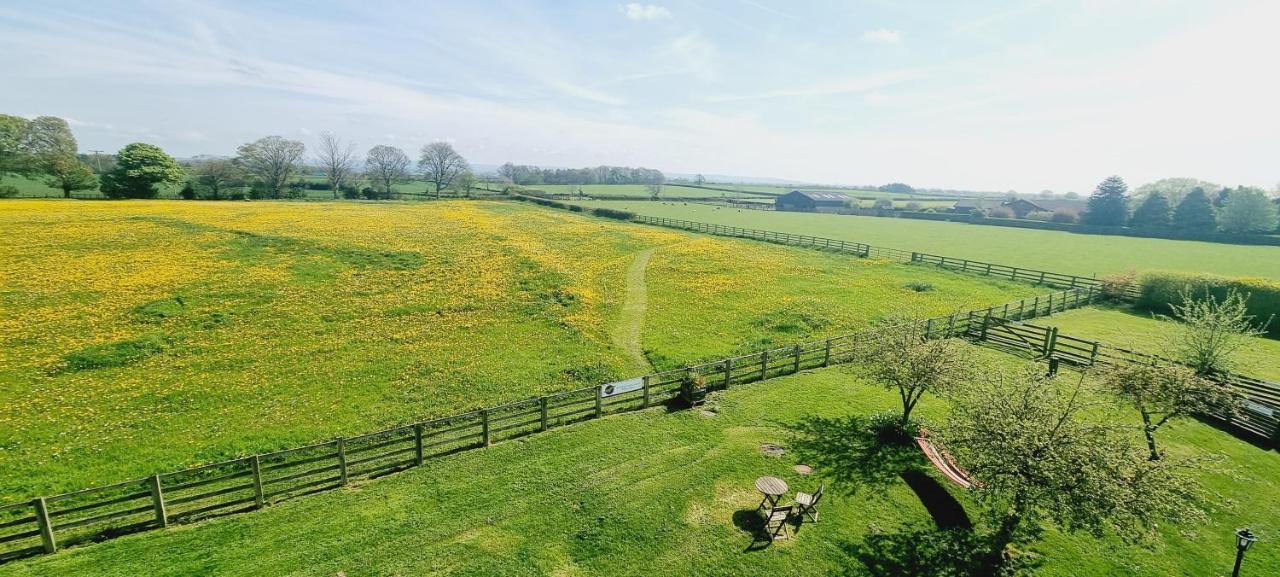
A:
3 350 1275 576
528 184 771 199
573 200 1280 279
1044 306 1280 382
0 199 1037 503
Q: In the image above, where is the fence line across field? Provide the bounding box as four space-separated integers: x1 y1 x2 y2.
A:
0 286 1102 563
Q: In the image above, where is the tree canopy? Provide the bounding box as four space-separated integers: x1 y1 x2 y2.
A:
100 143 184 199
1128 192 1172 228
236 136 306 199
419 142 469 197
1133 177 1219 206
365 145 410 199
1172 187 1216 232
497 163 664 186
1081 175 1129 226
1217 186 1279 233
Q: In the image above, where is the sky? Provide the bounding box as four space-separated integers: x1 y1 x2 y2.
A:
2 0 1277 193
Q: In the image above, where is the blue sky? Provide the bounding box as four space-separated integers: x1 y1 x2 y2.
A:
2 0 1277 192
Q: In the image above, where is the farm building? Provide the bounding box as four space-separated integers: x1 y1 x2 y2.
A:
952 197 1086 217
775 190 852 212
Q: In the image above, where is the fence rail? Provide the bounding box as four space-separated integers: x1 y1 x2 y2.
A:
0 285 1102 562
973 316 1280 441
630 215 1144 298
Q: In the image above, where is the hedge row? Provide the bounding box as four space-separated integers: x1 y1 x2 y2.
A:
510 195 635 221
1137 271 1280 336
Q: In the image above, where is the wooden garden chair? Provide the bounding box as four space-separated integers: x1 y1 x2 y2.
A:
795 484 825 523
763 504 793 541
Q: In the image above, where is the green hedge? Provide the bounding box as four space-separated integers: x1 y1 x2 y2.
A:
591 207 635 220
1137 271 1280 336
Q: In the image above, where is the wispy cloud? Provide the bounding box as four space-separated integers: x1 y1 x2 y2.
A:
861 29 901 44
621 3 672 22
706 68 926 102
952 0 1053 34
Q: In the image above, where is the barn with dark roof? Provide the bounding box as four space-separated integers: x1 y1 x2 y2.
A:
775 190 852 212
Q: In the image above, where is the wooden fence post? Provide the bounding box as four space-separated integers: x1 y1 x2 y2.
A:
722 360 732 387
1018 299 1026 320
594 387 604 418
481 411 491 447
1031 296 1040 318
823 339 833 366
979 313 991 341
911 252 920 262
925 318 934 339
1047 293 1054 314
792 344 802 373
1044 327 1059 357
1089 341 1100 365
760 350 769 380
250 456 264 509
1038 271 1047 284
539 396 550 428
336 438 349 485
34 497 56 553
413 423 425 466
149 474 168 528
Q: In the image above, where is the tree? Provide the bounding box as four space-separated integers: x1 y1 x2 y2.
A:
1102 363 1235 461
1038 189 1054 198
1172 187 1216 232
1133 177 1219 207
878 182 914 193
43 154 97 198
694 173 706 186
418 141 469 198
236 136 305 199
645 182 663 199
25 116 77 157
1128 192 1172 228
315 132 357 200
941 368 1208 566
192 159 244 200
0 114 31 177
1213 187 1231 208
1217 186 1279 234
1063 191 1080 199
1081 175 1129 226
99 143 184 199
854 315 971 428
450 171 477 197
1 115 78 178
365 145 410 199
1165 288 1270 376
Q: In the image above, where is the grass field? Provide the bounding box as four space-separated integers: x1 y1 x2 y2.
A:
573 200 1280 279
0 199 1040 502
1045 306 1280 382
527 183 772 199
2 351 1275 577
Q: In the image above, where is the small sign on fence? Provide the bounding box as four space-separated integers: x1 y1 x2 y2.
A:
600 377 644 398
1244 400 1275 418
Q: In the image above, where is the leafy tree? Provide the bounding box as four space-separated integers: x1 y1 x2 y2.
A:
43 154 97 198
450 171 477 197
645 182 663 199
99 143 184 199
1172 187 1216 232
694 173 706 186
236 136 306 199
1128 192 1172 228
941 368 1208 567
418 141 469 198
0 114 31 177
192 159 244 200
1102 363 1235 461
1063 191 1080 199
26 116 77 157
1 115 78 178
854 315 971 428
1165 288 1271 376
1081 175 1129 226
1213 187 1231 208
878 182 914 193
365 145 410 199
1133 177 1219 206
1217 186 1279 233
315 132 357 199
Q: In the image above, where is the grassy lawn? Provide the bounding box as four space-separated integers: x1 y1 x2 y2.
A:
2 350 1275 576
1044 306 1280 382
0 199 1038 502
572 200 1280 279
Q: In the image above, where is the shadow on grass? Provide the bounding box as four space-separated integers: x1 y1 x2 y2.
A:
785 415 926 495
732 508 809 552
842 525 1029 577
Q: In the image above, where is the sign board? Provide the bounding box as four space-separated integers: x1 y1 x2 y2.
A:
600 377 643 398
1244 400 1275 418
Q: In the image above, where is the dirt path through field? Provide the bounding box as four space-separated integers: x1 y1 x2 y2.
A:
613 247 655 372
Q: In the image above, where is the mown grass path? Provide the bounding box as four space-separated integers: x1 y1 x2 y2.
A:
613 248 656 372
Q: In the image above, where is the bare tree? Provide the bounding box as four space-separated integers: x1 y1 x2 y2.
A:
316 132 357 199
365 145 410 199
193 159 244 200
235 136 306 199
418 141 469 198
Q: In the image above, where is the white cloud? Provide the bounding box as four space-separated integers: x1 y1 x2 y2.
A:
622 3 672 22
861 29 901 44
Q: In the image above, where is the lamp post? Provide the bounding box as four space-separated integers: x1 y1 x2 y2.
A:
1232 528 1256 577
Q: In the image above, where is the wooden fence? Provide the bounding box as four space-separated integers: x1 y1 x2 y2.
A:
0 287 1098 562
630 215 1142 298
974 316 1280 442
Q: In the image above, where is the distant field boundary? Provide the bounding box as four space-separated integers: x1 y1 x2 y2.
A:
0 287 1099 563
629 214 1142 299
974 316 1279 442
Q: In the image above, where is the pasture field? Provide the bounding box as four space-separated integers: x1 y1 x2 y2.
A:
0 176 66 198
2 352 1276 577
0 199 1038 501
529 183 771 199
1045 306 1280 382
572 200 1280 279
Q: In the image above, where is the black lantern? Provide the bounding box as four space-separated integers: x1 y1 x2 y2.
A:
1232 528 1256 577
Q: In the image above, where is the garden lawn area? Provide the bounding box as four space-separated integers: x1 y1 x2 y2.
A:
2 351 1276 577
1044 306 1280 382
0 199 1037 503
573 200 1280 279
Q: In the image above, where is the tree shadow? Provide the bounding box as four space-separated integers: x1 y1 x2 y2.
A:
900 470 972 530
784 414 926 495
843 526 1010 577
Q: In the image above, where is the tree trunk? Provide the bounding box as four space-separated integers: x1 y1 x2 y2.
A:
1140 409 1160 460
63 187 71 199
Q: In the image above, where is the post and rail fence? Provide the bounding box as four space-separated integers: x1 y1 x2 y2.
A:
0 286 1104 563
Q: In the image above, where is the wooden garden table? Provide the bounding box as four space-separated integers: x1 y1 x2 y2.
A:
755 476 789 510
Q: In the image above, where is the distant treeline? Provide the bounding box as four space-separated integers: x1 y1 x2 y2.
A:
497 163 664 186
